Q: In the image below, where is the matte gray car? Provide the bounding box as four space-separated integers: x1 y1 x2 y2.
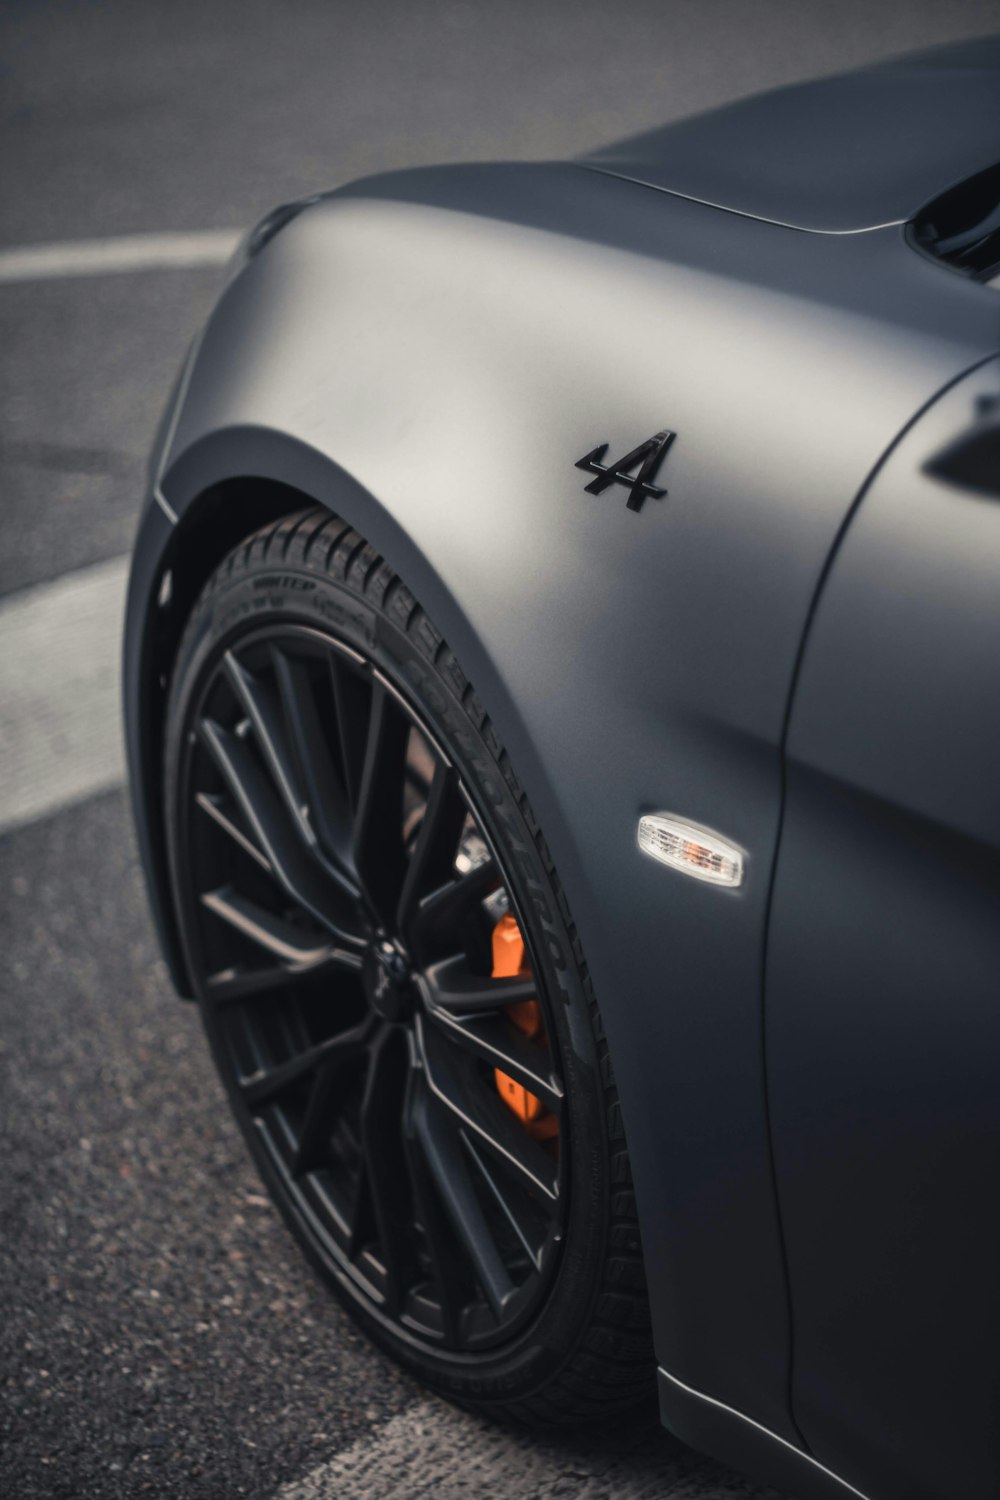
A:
124 38 1000 1500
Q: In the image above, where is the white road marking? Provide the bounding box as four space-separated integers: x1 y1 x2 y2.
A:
277 1397 778 1499
0 229 241 283
0 555 129 835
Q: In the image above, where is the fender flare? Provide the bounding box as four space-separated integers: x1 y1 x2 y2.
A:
128 426 555 1012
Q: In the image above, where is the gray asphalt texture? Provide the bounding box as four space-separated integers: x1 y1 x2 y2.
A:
1 790 416 1498
2 2 997 1496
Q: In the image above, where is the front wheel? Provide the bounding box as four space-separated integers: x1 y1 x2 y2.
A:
163 507 653 1422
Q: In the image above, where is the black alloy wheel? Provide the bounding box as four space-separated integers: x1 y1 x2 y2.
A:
164 508 653 1420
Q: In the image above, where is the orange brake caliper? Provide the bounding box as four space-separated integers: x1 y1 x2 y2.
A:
491 913 558 1143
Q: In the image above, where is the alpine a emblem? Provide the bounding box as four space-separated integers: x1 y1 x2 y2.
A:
575 429 676 512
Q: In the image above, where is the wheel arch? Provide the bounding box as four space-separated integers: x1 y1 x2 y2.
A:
128 469 315 999
127 429 557 1014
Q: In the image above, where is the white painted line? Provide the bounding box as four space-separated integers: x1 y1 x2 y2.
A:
0 229 241 284
277 1396 763 1499
0 555 129 835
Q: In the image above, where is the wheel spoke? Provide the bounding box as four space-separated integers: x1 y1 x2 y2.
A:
463 1133 548 1273
201 886 337 966
224 652 359 892
411 1079 515 1319
199 717 362 941
423 1005 563 1112
329 653 370 813
271 648 355 869
418 1017 558 1200
292 1043 366 1179
412 859 499 943
352 683 410 922
239 1019 370 1107
223 652 311 840
354 1030 415 1310
396 763 467 940
403 1077 468 1343
205 948 362 1005
422 953 537 1015
195 791 271 872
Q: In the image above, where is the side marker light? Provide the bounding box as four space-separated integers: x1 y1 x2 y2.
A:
637 814 744 888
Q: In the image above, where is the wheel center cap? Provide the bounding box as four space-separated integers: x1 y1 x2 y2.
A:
363 938 414 1024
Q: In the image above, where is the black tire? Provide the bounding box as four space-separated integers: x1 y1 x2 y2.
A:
163 506 653 1423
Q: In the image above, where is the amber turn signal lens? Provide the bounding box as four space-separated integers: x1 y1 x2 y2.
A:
637 813 744 887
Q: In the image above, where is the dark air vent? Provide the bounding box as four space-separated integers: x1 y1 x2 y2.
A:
909 163 1000 282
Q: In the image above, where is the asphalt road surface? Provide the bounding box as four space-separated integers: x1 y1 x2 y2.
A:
2 3 996 1496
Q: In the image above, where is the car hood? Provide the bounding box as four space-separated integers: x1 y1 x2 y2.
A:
582 37 1000 233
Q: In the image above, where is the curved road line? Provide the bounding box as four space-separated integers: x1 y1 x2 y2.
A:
0 229 241 283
